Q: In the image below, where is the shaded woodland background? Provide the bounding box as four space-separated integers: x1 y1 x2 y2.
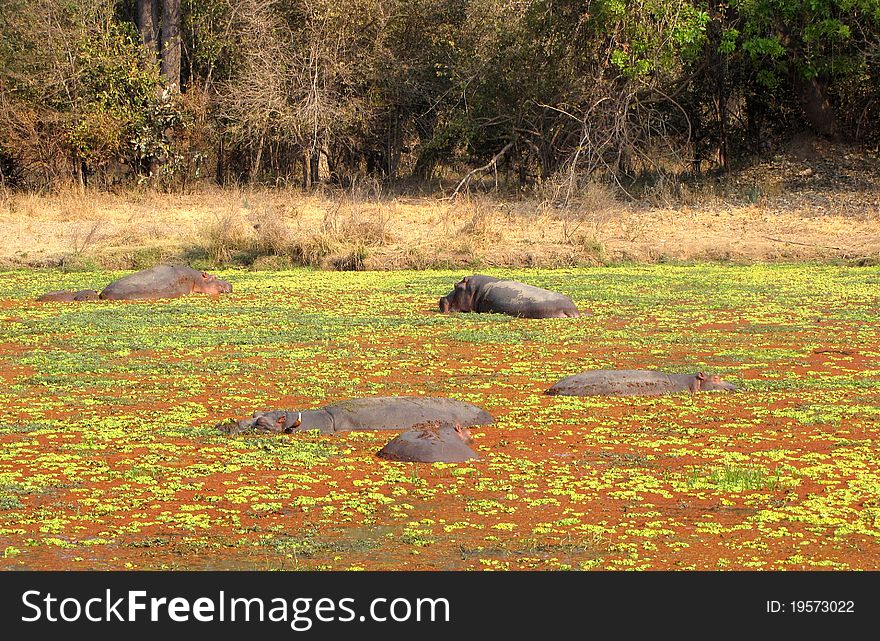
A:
1 0 878 195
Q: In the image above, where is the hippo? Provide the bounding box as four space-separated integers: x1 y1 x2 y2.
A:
37 289 100 302
546 370 738 397
438 274 581 318
219 396 494 435
36 265 232 302
378 421 479 463
99 264 232 300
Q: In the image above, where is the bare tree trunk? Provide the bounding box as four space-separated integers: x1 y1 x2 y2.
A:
386 109 401 179
302 149 311 189
446 140 514 199
310 148 319 186
136 0 159 64
715 57 729 171
73 157 87 190
251 134 265 184
216 134 225 185
161 0 181 92
799 76 839 140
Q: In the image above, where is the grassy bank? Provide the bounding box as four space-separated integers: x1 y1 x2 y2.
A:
2 145 879 272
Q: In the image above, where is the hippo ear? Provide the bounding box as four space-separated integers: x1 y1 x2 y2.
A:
201 272 209 279
697 372 707 380
453 424 463 434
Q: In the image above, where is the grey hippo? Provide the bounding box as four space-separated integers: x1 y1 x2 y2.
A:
546 370 738 397
438 274 581 318
220 396 494 435
37 264 232 302
378 421 479 463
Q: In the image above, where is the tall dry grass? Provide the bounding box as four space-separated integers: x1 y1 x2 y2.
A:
2 162 879 270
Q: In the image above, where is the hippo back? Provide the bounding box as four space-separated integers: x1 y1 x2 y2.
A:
37 289 100 302
99 265 199 300
478 280 581 318
547 370 737 396
324 396 493 432
546 370 683 396
378 422 479 463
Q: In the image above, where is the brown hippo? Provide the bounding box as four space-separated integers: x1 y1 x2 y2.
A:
546 370 738 397
219 396 494 435
378 422 479 463
36 265 232 302
37 289 100 302
438 274 581 318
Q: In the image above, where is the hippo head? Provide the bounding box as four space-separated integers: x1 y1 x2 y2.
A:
438 276 470 313
217 411 301 434
251 411 302 433
448 422 474 444
694 372 738 392
413 421 474 444
196 271 233 296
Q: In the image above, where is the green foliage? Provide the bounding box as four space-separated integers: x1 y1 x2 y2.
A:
67 22 169 167
182 0 236 86
1 0 880 187
600 0 710 77
732 0 880 83
0 0 197 184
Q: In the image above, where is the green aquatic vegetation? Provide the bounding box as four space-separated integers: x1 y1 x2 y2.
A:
770 403 880 427
2 264 880 570
686 464 791 492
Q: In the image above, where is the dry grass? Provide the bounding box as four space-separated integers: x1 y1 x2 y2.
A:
1 145 879 270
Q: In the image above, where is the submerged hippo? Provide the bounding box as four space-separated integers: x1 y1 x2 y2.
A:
438 274 581 318
378 422 479 463
220 396 494 435
37 289 100 302
36 265 232 302
546 370 738 397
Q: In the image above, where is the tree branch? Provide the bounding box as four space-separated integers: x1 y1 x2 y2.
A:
443 140 515 200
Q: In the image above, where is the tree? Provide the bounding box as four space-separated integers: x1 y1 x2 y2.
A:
161 0 182 90
731 0 880 139
136 0 159 64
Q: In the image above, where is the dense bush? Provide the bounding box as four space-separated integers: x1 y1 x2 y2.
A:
1 0 877 190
